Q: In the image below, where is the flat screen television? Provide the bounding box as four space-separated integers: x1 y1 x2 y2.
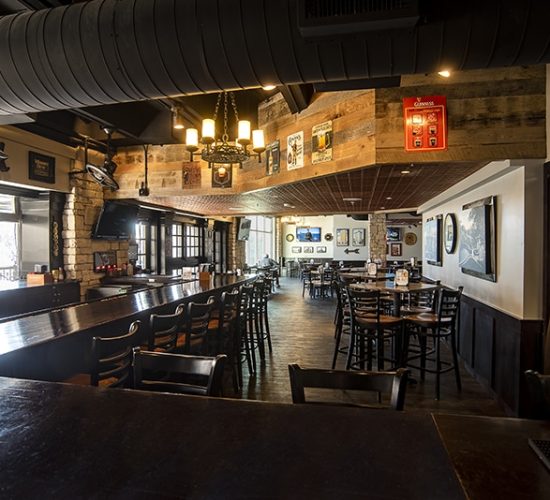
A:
93 201 139 240
296 226 321 242
237 218 251 240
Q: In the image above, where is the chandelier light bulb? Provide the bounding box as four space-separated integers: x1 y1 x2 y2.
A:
185 128 199 152
252 129 265 153
201 119 215 144
238 120 251 144
217 165 227 177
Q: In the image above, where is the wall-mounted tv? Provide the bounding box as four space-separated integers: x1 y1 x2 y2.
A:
237 218 251 240
296 226 321 242
93 201 139 240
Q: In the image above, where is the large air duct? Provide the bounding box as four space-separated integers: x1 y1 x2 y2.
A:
0 0 548 115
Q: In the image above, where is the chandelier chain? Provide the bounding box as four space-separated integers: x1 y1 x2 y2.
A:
212 91 223 124
222 91 229 142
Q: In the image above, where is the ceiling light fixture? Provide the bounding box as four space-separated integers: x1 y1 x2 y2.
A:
283 203 295 209
172 107 184 130
386 196 392 200
401 169 411 174
262 85 276 91
438 70 451 78
185 91 265 168
342 197 361 202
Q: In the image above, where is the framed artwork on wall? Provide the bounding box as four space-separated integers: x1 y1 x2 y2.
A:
424 215 442 266
29 151 55 184
336 228 349 246
459 196 496 282
291 246 302 254
303 246 314 253
386 227 401 241
317 246 327 253
351 228 366 246
390 243 402 257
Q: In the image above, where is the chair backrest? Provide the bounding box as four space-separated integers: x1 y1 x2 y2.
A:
91 320 141 388
525 370 550 419
181 296 216 353
132 348 227 396
149 303 185 352
437 286 463 325
347 286 381 321
288 364 409 410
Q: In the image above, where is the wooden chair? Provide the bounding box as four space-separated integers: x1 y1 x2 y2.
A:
301 268 313 297
209 288 242 392
524 370 550 419
179 296 216 355
403 287 463 400
91 320 141 388
148 303 185 352
132 348 227 397
288 364 409 410
346 287 403 371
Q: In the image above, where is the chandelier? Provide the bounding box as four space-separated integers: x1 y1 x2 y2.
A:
184 91 265 170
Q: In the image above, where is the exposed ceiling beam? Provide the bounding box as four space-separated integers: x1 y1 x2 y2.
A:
279 85 314 114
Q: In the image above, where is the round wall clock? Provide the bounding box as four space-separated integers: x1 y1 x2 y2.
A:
404 232 417 246
444 213 457 254
286 233 294 242
324 233 333 241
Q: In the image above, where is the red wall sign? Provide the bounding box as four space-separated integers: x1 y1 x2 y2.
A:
403 95 447 152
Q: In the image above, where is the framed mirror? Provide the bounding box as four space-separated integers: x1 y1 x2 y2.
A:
444 213 457 254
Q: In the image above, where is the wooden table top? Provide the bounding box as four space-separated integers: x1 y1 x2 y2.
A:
350 280 438 294
0 275 253 357
0 377 463 499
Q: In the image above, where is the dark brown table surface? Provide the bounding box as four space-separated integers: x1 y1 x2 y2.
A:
0 377 463 499
434 413 550 499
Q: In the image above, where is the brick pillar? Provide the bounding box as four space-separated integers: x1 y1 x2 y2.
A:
368 213 387 264
228 218 246 271
63 165 129 300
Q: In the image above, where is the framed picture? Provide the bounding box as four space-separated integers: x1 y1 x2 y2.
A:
286 131 304 170
28 151 55 184
459 196 496 282
444 213 457 254
317 246 327 253
424 215 442 266
351 228 366 247
386 227 401 241
303 246 314 253
336 228 349 246
265 140 280 175
291 246 302 254
311 120 333 164
390 243 402 257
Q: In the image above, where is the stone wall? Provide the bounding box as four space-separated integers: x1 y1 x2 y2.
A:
63 164 128 299
228 218 246 271
368 214 387 264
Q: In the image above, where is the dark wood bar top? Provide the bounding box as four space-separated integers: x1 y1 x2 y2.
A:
0 274 251 357
0 377 463 499
0 275 254 382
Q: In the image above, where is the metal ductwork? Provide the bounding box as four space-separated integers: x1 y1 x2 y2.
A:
0 0 549 116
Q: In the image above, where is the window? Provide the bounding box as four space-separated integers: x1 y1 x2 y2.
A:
172 223 183 258
245 216 274 266
0 194 20 281
135 222 148 270
185 224 201 258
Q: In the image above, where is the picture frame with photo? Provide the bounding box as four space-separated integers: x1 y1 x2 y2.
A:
424 215 442 266
291 246 302 254
336 228 349 246
386 227 401 242
28 151 55 184
351 228 366 247
390 243 402 257
303 246 314 253
459 196 496 282
317 246 327 253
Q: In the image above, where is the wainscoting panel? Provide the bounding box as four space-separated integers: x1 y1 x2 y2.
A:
459 295 543 416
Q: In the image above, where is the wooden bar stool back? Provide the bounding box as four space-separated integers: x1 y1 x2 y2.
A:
148 304 185 352
180 296 216 355
91 320 141 388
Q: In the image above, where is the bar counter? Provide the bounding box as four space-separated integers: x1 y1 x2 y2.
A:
0 274 254 381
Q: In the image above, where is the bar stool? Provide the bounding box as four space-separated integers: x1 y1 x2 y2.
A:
239 283 256 376
403 286 463 400
179 296 216 355
148 304 185 352
346 287 403 371
253 279 272 359
332 281 351 369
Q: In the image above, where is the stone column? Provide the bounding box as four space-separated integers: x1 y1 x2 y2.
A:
368 213 387 264
228 217 246 271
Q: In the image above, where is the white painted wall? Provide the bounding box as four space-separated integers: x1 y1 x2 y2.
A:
0 126 73 193
419 160 544 320
333 215 369 262
385 224 422 263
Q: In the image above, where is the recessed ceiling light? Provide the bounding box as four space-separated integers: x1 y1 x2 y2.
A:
283 203 295 208
380 206 385 210
438 70 451 78
342 197 361 202
262 85 276 91
401 169 411 174
386 196 392 200
228 207 244 211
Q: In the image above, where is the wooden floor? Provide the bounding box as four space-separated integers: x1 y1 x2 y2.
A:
234 277 505 417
